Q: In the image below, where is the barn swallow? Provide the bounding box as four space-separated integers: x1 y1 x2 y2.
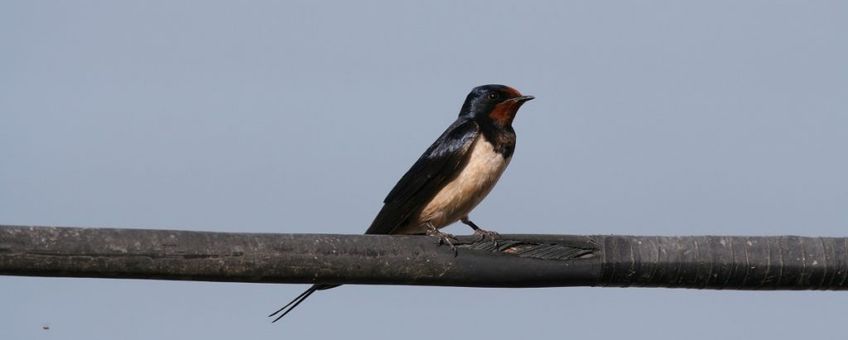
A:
269 84 533 322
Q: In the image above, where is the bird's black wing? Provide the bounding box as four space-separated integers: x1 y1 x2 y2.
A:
366 118 480 235
270 119 479 322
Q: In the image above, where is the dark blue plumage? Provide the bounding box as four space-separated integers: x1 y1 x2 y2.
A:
366 118 481 235
270 84 533 322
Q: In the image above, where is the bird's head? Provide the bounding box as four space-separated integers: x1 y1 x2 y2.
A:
459 84 534 127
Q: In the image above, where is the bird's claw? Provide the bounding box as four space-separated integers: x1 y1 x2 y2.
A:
473 228 500 246
425 228 458 256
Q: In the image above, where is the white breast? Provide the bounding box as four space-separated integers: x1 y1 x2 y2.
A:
416 136 511 230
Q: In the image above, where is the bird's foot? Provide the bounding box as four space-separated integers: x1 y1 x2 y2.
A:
461 217 499 246
425 226 458 256
473 228 500 245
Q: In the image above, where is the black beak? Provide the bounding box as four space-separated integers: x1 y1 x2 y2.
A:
511 95 535 103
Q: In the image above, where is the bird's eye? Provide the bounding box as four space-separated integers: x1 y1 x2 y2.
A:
487 93 498 100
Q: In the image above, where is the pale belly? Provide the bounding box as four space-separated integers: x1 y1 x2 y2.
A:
396 137 511 234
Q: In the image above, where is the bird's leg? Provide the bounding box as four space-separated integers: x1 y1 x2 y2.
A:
424 222 458 255
461 217 500 243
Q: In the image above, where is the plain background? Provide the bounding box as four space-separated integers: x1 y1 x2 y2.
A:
2 1 847 339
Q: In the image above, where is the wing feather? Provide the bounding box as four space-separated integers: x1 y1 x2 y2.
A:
366 118 480 235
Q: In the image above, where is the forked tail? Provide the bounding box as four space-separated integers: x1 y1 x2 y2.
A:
269 284 339 322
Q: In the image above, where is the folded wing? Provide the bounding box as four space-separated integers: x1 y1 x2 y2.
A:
366 118 480 235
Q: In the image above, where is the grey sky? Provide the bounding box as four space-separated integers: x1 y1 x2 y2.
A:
2 1 847 339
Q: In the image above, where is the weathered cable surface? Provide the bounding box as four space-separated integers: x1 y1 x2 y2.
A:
0 225 845 290
600 235 848 289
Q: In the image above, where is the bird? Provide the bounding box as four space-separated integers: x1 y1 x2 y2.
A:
269 84 534 322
